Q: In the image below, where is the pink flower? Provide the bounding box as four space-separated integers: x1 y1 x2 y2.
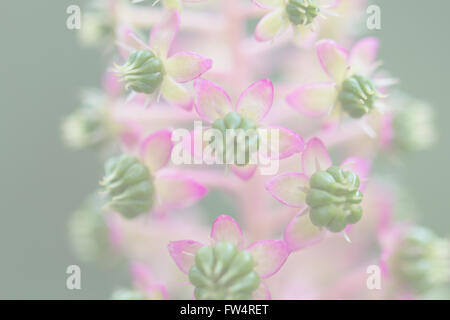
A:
252 0 340 42
116 11 212 110
130 261 168 299
286 38 391 123
139 129 208 212
168 215 290 299
193 78 304 180
266 137 371 241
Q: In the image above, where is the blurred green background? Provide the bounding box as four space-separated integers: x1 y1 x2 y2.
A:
0 0 449 299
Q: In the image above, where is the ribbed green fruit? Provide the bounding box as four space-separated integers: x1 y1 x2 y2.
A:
285 0 320 26
306 166 363 232
189 242 260 300
117 50 164 94
101 154 154 219
211 112 260 166
339 74 377 118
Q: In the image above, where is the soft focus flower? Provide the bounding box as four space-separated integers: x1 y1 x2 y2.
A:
131 0 206 11
168 215 290 299
252 0 340 42
193 78 304 179
115 11 212 110
266 137 370 234
101 129 208 218
287 37 390 121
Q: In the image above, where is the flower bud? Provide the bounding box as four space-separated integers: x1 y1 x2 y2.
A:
392 99 437 152
101 154 154 219
62 92 117 150
286 0 320 26
390 227 450 294
211 112 260 166
339 74 377 118
306 166 363 232
116 50 164 94
189 242 260 300
68 194 115 263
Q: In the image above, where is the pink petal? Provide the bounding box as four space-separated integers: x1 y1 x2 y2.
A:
102 70 122 98
193 78 233 122
284 208 326 252
286 82 337 117
247 240 289 278
231 164 258 181
130 262 168 299
117 26 149 59
254 9 289 42
160 77 194 111
316 39 349 82
165 52 213 83
349 37 379 76
301 138 332 177
340 157 371 190
265 172 309 207
154 170 208 209
140 129 173 173
149 11 180 58
252 0 284 9
168 240 204 274
210 215 244 248
264 126 304 159
236 79 274 122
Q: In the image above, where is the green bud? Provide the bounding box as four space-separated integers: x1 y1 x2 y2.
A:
392 99 437 152
116 50 164 94
68 194 115 263
286 0 320 26
390 227 450 294
211 112 260 166
62 92 118 150
306 166 363 233
339 74 378 118
101 154 154 219
188 242 260 300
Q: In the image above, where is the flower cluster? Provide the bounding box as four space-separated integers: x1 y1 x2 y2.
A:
63 0 446 300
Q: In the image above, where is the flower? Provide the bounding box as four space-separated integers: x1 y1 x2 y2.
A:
115 11 212 110
101 129 208 218
168 215 290 299
131 0 206 11
287 37 390 121
193 78 304 179
252 0 340 42
266 137 370 234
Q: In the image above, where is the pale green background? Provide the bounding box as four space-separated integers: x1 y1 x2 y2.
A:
0 0 449 299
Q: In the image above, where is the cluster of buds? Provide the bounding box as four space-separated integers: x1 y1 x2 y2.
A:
64 0 444 300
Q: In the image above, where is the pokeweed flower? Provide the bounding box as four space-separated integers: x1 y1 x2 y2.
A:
193 78 304 179
112 261 168 300
381 226 450 295
68 194 118 263
266 138 370 233
252 0 340 42
100 129 208 218
115 11 212 110
168 215 290 299
287 37 390 122
380 95 437 153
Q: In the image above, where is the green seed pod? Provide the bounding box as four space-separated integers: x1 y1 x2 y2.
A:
390 227 450 294
68 194 115 263
116 50 164 94
339 74 377 118
188 242 260 300
285 0 320 26
392 99 437 152
62 92 118 150
306 166 363 233
101 154 154 219
211 112 260 166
